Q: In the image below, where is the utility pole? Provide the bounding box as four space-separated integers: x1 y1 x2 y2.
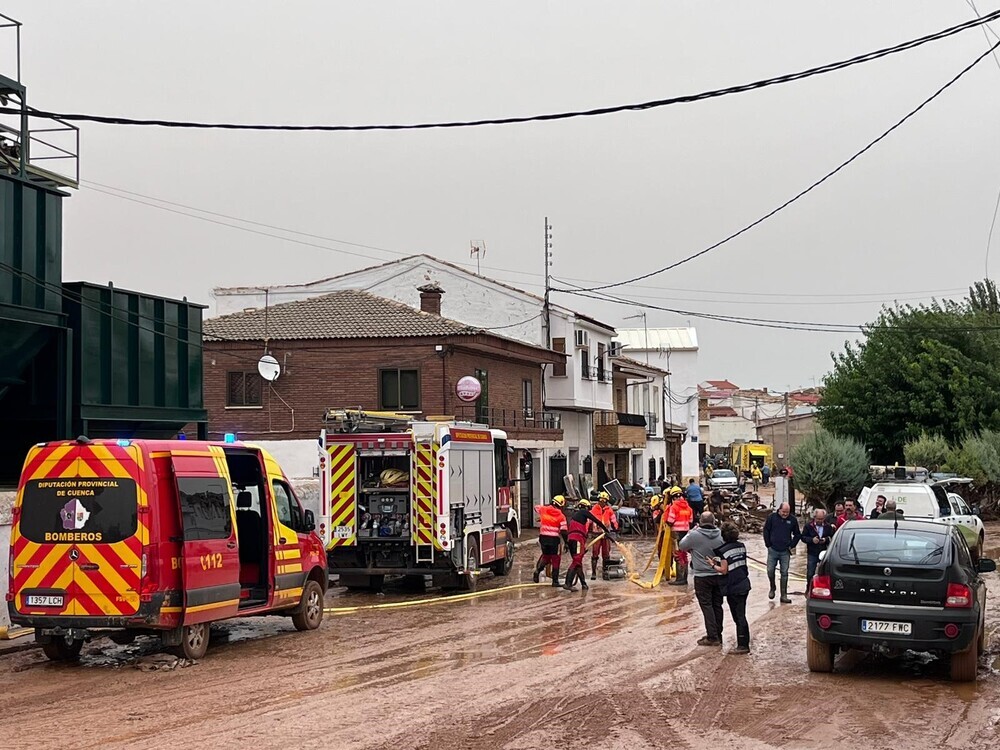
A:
543 217 553 346
783 391 791 467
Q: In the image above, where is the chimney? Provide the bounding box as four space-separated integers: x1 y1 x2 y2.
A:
417 282 444 316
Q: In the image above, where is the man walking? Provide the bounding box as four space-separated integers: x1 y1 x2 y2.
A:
679 512 725 646
762 502 800 604
589 492 619 580
533 495 568 587
800 508 835 590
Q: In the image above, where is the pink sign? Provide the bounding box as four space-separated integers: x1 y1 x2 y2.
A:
456 376 482 403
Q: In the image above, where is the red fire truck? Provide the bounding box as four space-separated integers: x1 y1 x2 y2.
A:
318 410 519 591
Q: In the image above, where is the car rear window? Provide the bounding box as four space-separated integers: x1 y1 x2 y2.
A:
836 528 946 566
714 470 735 478
18 477 139 544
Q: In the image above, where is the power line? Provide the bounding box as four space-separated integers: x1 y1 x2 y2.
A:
3 13 998 132
570 37 1000 292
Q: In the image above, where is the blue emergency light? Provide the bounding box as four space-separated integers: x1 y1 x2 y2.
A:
116 439 132 447
224 433 237 444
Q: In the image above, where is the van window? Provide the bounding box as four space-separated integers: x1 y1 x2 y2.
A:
873 486 937 518
272 480 295 527
18 478 138 544
178 478 232 541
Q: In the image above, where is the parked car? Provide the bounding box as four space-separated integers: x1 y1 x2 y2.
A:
858 479 985 561
706 469 739 491
806 519 994 682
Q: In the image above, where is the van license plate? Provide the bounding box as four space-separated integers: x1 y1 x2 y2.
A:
861 619 911 635
26 595 63 607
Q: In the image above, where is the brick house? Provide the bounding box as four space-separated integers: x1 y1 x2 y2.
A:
202 286 564 489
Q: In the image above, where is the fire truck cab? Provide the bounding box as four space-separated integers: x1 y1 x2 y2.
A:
319 410 519 591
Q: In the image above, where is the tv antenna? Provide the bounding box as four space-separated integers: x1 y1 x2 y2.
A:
470 240 487 275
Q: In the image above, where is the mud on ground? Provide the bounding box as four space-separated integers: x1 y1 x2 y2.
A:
3 526 1000 749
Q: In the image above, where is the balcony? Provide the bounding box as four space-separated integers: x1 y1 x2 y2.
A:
456 406 563 440
594 411 648 450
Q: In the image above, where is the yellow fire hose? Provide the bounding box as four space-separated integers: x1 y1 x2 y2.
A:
629 512 676 589
322 582 546 615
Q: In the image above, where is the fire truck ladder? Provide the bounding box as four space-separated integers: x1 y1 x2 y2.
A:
412 441 437 563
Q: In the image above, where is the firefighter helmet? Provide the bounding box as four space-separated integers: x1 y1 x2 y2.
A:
578 498 592 507
668 485 683 497
650 495 662 509
598 491 611 502
552 495 567 507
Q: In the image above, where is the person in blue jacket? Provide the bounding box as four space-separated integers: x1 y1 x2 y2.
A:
762 502 800 604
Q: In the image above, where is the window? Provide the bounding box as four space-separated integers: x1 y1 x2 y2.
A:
19 478 138 544
494 439 509 488
227 371 262 407
380 368 420 410
178 477 232 541
552 338 566 376
597 343 606 381
475 368 489 423
580 349 591 379
522 379 533 417
272 479 299 529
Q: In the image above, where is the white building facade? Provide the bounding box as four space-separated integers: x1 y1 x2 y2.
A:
613 328 700 481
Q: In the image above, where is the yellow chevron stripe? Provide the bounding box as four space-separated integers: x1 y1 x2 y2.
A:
21 545 68 591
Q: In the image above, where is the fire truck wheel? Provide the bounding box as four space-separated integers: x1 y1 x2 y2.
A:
490 537 515 577
463 538 481 592
292 580 325 631
41 637 83 662
175 623 210 660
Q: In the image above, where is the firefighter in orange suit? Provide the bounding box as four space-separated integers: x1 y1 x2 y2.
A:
589 491 619 580
564 499 614 591
666 486 694 586
533 495 569 587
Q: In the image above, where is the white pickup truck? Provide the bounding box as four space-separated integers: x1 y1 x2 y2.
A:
859 479 985 561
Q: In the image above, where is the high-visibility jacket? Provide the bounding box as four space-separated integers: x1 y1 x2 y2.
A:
665 498 693 532
536 504 568 538
588 504 618 533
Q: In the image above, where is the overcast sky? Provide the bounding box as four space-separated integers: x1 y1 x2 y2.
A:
6 1 1000 389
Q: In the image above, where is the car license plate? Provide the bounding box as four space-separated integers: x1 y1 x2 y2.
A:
26 594 63 607
333 525 352 539
861 619 911 635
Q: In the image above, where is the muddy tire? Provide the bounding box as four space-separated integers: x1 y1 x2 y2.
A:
175 623 210 660
292 580 324 632
973 534 984 565
463 537 480 592
950 642 979 683
806 630 834 673
41 637 83 662
490 537 515 577
978 613 986 654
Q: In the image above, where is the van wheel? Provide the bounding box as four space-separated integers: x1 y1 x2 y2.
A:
950 643 979 682
806 629 834 673
490 538 515 577
41 637 83 662
292 580 324 632
463 538 480 592
175 623 210 660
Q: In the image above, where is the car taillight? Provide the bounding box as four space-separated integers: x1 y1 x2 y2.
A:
945 583 972 608
141 552 147 579
810 575 833 600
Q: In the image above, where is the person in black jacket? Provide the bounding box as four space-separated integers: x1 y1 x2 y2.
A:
762 502 800 604
800 508 836 591
563 499 615 592
709 522 751 654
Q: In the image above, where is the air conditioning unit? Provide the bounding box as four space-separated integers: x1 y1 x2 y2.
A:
608 341 623 358
574 329 589 349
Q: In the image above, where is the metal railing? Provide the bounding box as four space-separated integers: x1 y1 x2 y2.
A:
456 406 562 430
645 412 658 436
595 411 647 428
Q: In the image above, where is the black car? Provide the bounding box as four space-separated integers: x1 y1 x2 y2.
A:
806 519 996 682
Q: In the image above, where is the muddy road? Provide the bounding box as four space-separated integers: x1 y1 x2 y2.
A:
5 530 1000 749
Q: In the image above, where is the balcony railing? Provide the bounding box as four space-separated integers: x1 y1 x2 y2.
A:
594 411 648 450
456 406 562 431
595 411 647 427
581 361 591 379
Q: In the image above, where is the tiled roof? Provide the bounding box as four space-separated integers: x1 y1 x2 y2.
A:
704 379 739 390
204 289 479 341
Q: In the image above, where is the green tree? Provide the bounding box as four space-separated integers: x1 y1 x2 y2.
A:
818 281 1000 461
791 430 870 509
944 433 1000 484
903 432 949 470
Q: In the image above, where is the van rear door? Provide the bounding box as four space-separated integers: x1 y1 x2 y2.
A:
171 447 240 624
13 442 143 618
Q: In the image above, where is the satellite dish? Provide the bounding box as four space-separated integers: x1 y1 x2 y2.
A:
257 355 280 382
